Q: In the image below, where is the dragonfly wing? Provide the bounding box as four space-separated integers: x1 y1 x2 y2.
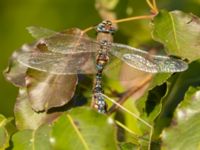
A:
27 26 57 39
16 51 96 75
110 43 188 73
43 33 99 54
27 26 99 54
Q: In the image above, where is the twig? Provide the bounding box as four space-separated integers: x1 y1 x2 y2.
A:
112 15 154 24
108 75 152 114
82 26 94 34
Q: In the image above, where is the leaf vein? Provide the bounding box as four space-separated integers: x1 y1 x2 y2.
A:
67 114 89 150
32 130 36 150
169 13 180 52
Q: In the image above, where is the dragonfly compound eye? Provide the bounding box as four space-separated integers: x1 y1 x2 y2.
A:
96 20 116 34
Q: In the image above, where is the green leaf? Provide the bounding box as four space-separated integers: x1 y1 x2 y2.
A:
136 73 171 118
119 142 137 150
12 124 52 150
145 83 167 121
154 60 200 137
15 88 61 130
149 73 171 90
0 115 12 150
51 107 118 150
161 86 200 150
152 10 200 62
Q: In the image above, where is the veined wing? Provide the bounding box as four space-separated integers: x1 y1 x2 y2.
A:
27 26 57 39
110 43 188 73
43 33 99 54
16 51 96 75
27 26 100 54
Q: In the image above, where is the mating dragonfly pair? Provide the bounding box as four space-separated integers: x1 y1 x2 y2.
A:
17 20 188 113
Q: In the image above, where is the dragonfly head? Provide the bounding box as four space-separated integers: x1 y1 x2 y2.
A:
96 20 116 34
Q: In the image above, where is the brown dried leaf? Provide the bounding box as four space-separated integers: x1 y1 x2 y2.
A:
3 43 37 87
26 70 78 111
25 28 88 111
5 28 88 111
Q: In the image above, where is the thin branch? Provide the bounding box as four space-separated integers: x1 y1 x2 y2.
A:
112 15 154 24
82 26 94 34
108 75 152 114
82 15 154 34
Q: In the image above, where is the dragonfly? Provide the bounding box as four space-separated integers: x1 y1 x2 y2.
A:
16 20 188 113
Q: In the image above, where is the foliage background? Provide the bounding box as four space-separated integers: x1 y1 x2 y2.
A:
1 0 200 149
0 0 200 118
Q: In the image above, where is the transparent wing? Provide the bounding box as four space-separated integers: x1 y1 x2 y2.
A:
27 26 100 54
43 33 99 54
110 43 188 73
27 26 57 39
16 51 96 75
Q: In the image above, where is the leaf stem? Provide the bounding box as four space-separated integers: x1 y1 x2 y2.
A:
146 0 159 14
152 0 158 13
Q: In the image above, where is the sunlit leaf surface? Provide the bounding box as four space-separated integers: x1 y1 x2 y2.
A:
51 107 118 150
12 124 52 150
0 115 12 150
152 10 200 62
161 87 200 150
